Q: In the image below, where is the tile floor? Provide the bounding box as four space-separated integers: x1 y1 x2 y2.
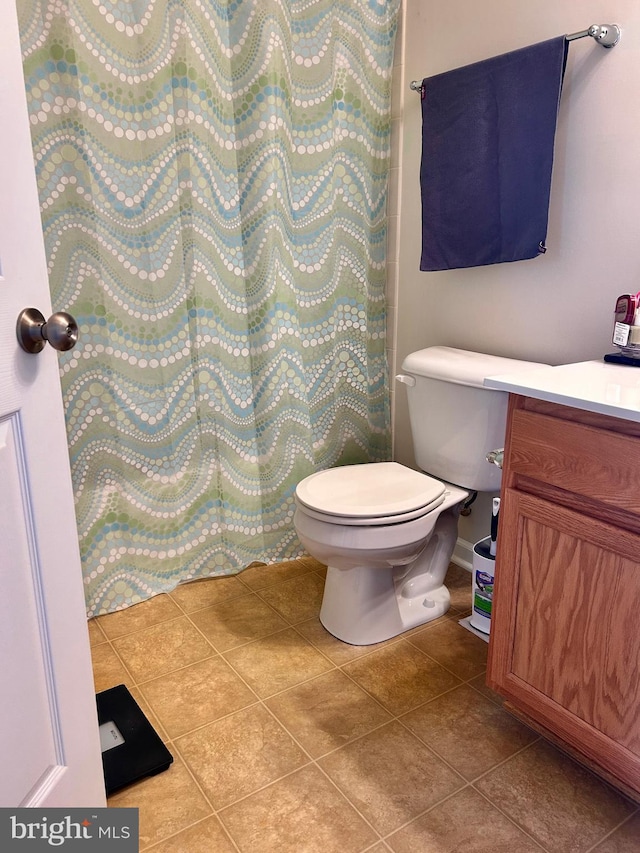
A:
89 558 640 852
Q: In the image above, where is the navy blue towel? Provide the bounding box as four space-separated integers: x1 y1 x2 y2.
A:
420 37 569 271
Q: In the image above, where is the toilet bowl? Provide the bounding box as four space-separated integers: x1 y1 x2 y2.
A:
294 462 468 645
293 346 547 646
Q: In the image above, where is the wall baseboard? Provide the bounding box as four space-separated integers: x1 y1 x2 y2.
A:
451 537 473 573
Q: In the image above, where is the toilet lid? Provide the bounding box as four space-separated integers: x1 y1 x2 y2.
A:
295 462 446 519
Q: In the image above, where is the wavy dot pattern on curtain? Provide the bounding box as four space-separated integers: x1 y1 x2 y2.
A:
19 0 399 616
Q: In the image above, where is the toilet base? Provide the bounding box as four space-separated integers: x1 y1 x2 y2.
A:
296 484 467 647
319 564 451 646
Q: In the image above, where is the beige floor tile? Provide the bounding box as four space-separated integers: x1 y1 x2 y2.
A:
387 786 544 852
401 683 538 780
257 571 325 623
319 721 463 835
96 594 182 640
112 616 214 682
238 558 313 590
456 608 473 620
189 593 288 651
128 686 169 744
476 740 636 853
139 656 257 739
444 562 473 612
295 617 401 665
343 639 461 716
91 643 134 693
467 671 504 705
266 669 391 758
399 611 460 640
146 816 237 853
169 575 248 613
219 764 377 853
87 617 107 647
176 704 308 809
223 627 333 698
592 813 640 851
108 757 211 850
92 556 638 853
408 619 488 680
297 554 327 574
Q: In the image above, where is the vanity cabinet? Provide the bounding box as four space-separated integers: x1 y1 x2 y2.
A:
487 394 640 799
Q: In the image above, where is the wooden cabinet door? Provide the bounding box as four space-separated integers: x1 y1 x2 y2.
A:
488 488 640 796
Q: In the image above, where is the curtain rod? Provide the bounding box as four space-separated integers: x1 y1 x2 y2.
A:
409 23 621 92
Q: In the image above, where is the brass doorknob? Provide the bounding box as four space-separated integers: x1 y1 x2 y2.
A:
16 308 79 354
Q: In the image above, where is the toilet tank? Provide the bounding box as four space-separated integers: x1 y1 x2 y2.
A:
397 346 547 492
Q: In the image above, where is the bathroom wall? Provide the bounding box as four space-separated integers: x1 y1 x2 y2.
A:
389 0 640 561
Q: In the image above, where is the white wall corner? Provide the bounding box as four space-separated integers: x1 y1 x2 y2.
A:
451 536 474 573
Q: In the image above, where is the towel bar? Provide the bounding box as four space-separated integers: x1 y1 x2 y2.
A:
409 23 620 92
566 23 620 46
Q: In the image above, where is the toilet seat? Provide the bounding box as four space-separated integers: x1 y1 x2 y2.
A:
295 462 446 527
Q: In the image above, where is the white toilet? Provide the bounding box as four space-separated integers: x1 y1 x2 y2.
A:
293 346 545 645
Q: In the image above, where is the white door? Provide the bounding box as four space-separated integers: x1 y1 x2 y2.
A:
0 0 106 807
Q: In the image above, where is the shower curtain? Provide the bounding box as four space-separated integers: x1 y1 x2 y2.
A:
18 0 399 616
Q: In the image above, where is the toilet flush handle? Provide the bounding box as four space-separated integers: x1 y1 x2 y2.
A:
395 374 416 387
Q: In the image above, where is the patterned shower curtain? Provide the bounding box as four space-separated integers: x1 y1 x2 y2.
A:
18 0 398 616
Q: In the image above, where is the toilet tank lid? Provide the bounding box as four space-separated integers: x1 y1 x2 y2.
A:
400 347 548 389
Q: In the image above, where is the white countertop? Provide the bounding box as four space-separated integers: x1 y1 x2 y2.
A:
484 360 640 423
